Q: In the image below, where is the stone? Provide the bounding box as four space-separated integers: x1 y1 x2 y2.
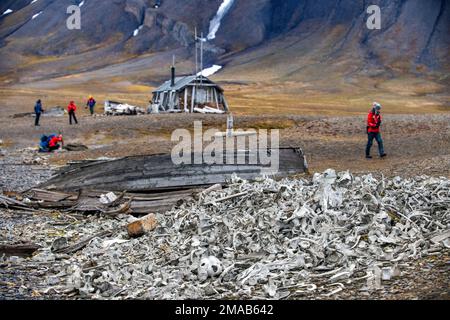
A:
127 213 157 238
51 237 68 252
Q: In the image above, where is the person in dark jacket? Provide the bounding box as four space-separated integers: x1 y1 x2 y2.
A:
67 101 78 125
366 102 387 159
34 99 44 126
86 96 96 116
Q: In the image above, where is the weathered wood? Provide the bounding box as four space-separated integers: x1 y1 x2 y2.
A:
0 244 41 257
201 184 222 195
160 92 166 109
53 230 113 254
26 189 74 202
105 191 127 208
0 194 29 208
12 112 34 118
63 144 89 152
191 86 196 113
194 107 224 114
175 92 181 110
213 88 219 110
168 91 174 111
39 148 307 192
206 191 248 204
21 188 200 215
130 200 183 214
31 201 78 209
222 95 229 112
103 198 132 216
127 214 158 238
186 83 221 88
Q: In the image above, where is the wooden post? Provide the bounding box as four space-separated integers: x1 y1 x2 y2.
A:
222 95 229 112
160 92 166 111
191 86 196 113
168 91 173 111
174 92 181 110
173 92 178 111
184 89 188 113
214 89 219 110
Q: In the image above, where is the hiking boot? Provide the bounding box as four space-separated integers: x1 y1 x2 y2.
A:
380 153 387 158
366 155 373 159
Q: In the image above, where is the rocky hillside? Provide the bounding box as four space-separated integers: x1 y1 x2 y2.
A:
0 0 448 86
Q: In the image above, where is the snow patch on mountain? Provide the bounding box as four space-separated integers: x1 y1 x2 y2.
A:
207 0 235 40
133 25 144 37
32 11 43 20
198 65 223 77
2 9 13 16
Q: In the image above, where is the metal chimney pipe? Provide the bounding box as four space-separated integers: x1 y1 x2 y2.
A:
171 55 175 87
171 66 175 87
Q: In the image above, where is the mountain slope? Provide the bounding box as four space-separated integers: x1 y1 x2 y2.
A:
0 0 448 103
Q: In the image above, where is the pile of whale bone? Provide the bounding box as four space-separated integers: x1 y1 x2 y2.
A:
30 170 449 299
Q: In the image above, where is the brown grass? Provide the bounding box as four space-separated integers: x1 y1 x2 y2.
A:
0 80 448 119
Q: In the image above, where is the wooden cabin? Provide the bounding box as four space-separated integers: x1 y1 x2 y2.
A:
150 70 230 114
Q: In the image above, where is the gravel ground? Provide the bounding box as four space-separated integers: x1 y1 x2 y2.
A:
0 113 449 177
0 149 56 192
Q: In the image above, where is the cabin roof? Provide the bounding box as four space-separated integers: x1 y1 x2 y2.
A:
153 75 223 93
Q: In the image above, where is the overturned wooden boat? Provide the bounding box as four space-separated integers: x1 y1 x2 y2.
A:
41 148 308 192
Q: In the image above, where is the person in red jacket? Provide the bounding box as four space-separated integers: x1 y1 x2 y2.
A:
48 134 64 152
67 101 78 125
366 102 386 159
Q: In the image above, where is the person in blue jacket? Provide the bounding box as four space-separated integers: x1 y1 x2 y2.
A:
86 96 96 116
39 134 51 152
34 99 44 126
